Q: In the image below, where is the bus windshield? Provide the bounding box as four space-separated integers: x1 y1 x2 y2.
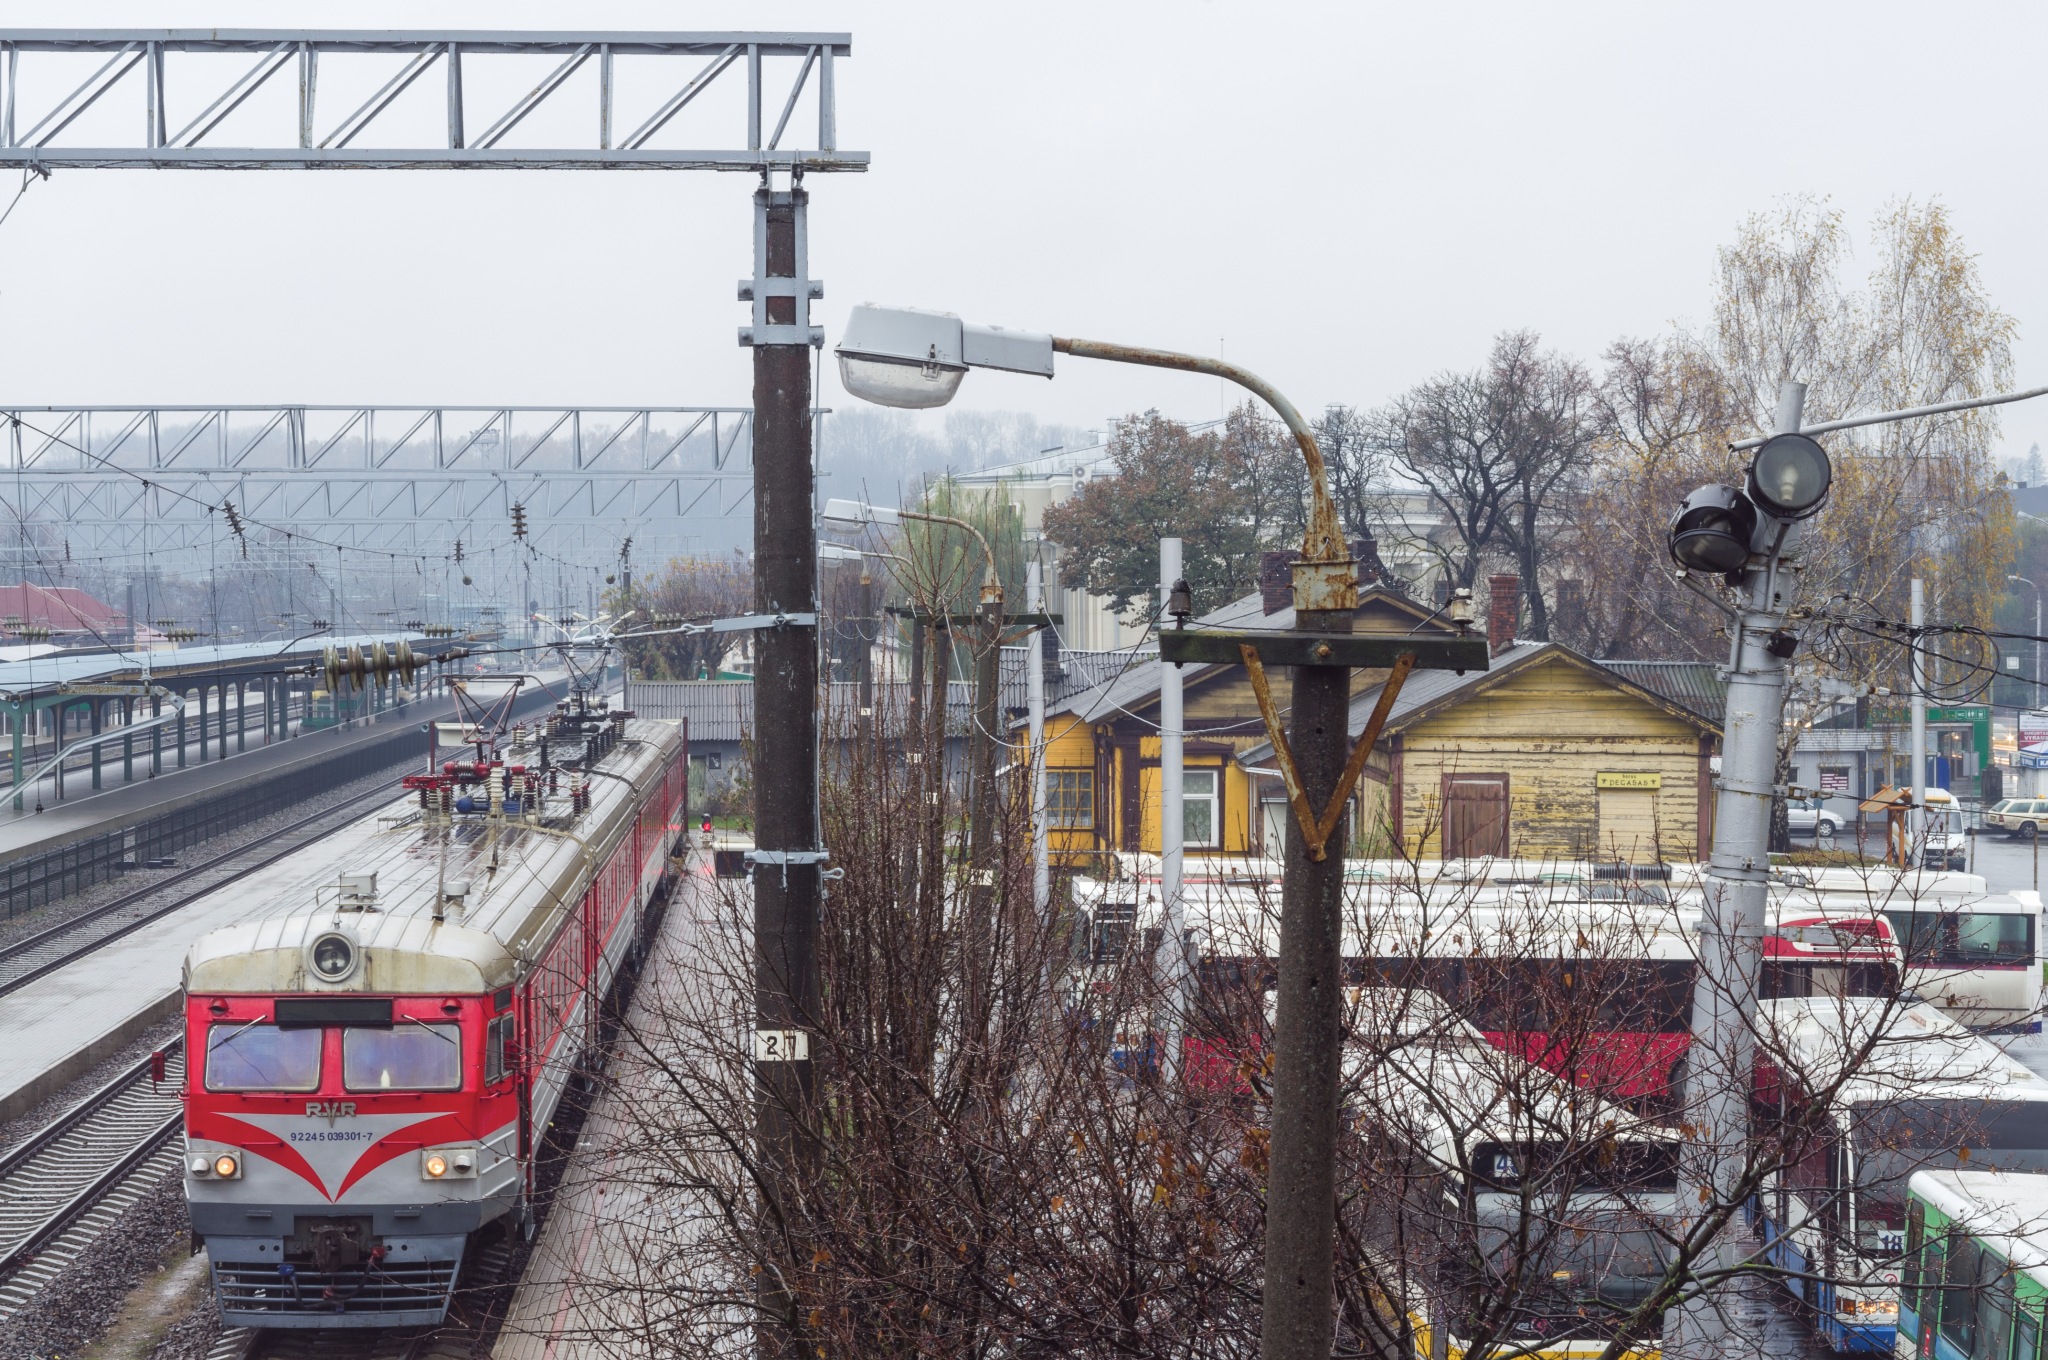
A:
1468 1140 1679 1193
1852 1101 2048 1256
1884 909 2035 966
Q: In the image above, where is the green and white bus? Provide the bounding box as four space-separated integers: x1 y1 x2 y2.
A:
1899 1170 2048 1360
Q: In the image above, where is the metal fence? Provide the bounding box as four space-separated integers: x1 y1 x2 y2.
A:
0 689 556 919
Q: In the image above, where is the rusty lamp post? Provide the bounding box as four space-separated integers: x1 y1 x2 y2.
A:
835 304 1488 1360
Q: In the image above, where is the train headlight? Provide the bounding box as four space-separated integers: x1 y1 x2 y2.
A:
189 1154 211 1175
421 1145 479 1180
306 930 358 984
213 1154 241 1179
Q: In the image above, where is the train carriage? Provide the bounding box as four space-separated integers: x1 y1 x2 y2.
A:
179 711 687 1327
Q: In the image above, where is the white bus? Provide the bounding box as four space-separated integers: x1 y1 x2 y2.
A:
1755 997 2048 1352
1344 988 1676 1358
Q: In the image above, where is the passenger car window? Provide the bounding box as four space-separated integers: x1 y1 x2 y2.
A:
343 1023 461 1091
207 1023 321 1092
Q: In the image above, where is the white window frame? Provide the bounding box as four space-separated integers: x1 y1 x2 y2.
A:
1183 768 1220 848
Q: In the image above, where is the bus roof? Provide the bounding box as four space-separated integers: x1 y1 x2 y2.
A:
1760 997 2048 1110
1911 1169 2048 1283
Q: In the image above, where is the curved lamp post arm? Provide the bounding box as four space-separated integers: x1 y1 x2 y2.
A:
1052 335 1353 611
899 508 1002 607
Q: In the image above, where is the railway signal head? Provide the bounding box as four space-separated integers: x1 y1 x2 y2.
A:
1668 434 1832 576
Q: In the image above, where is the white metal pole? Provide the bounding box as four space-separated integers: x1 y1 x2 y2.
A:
1027 559 1049 921
1155 537 1187 1082
1911 578 1927 862
1669 380 1806 1359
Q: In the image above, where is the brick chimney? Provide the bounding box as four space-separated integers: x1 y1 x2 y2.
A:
1260 550 1300 615
1487 574 1521 655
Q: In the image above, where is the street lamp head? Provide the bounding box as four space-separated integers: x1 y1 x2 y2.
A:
835 304 1056 409
821 498 901 530
1668 484 1758 573
1746 433 1832 520
835 305 967 409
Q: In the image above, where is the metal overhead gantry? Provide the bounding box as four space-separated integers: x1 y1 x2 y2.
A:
0 403 776 562
0 30 860 171
0 29 863 568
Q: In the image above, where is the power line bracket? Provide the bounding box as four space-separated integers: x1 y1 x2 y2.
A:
707 612 817 633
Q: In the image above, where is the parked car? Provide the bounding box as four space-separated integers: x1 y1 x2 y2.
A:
1785 796 1846 841
1984 795 2048 839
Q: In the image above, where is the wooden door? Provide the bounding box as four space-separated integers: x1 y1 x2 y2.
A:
1442 776 1509 859
1597 788 1662 864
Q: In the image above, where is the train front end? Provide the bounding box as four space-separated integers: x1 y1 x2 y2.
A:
182 913 518 1328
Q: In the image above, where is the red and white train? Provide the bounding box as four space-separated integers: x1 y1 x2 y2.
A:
179 710 687 1327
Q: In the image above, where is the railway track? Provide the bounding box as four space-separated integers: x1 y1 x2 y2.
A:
0 1039 187 1316
0 770 413 999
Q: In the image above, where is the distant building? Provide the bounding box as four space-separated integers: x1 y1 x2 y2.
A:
1024 570 1723 867
0 582 128 644
626 646 1133 807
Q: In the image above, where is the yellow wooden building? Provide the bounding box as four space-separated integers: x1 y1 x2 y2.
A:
1029 587 1463 865
1028 587 1724 866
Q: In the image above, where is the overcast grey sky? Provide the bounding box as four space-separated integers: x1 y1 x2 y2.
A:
2 2 2044 461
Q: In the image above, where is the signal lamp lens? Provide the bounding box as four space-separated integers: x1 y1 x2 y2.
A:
1668 484 1759 573
190 1155 210 1175
308 932 356 982
213 1155 239 1178
424 1154 449 1178
1747 433 1832 519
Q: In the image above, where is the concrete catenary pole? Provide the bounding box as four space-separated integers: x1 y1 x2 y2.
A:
1154 537 1190 1081
1911 578 1927 858
748 182 820 1360
1028 559 1049 921
1669 380 1806 1357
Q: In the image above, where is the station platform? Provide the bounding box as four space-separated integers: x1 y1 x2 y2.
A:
0 674 572 1120
494 849 728 1360
0 673 568 863
0 813 378 1121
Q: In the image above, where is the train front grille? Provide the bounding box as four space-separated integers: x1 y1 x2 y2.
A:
212 1252 462 1327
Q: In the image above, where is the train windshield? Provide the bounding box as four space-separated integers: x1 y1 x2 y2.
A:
1885 909 2035 966
343 1023 462 1091
206 1023 321 1092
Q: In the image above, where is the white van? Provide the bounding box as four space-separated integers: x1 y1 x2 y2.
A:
1920 787 1967 871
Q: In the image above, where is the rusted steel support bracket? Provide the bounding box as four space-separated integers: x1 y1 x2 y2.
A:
1240 646 1416 861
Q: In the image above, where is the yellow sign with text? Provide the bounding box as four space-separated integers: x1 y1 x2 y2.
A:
1596 772 1662 790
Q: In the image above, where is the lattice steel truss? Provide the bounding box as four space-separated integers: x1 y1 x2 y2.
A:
0 30 864 170
0 404 799 568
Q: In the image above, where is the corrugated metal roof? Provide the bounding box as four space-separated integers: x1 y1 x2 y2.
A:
628 647 1141 743
1049 587 1450 725
1235 641 1721 764
1597 660 1726 724
0 633 426 701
